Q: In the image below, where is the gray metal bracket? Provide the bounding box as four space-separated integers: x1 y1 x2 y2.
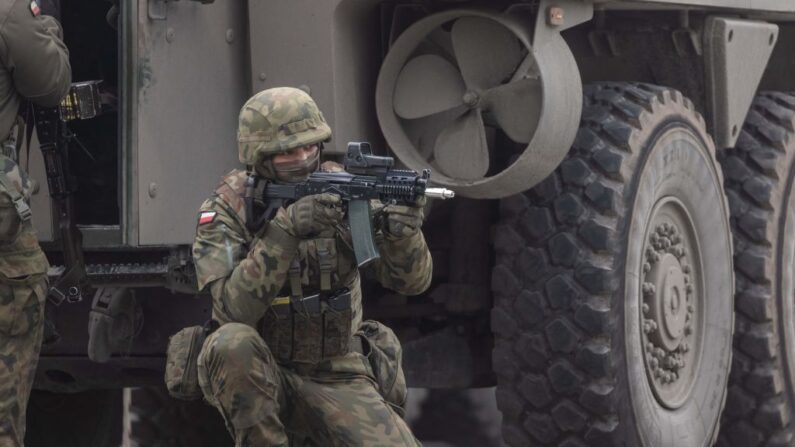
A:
704 17 778 149
148 0 169 20
673 12 702 57
533 0 594 48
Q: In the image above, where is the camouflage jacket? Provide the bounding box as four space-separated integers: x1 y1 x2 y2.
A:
0 155 48 279
192 165 433 332
0 0 71 141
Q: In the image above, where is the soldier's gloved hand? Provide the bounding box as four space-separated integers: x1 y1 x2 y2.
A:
383 196 426 239
272 193 344 238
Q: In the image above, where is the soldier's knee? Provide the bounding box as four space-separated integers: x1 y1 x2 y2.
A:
201 323 269 369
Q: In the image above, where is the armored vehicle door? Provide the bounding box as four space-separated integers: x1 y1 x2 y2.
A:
131 0 246 245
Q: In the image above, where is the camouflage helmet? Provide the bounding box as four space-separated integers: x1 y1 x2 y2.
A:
237 87 332 165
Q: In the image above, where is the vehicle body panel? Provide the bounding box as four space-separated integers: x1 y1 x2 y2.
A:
133 0 247 245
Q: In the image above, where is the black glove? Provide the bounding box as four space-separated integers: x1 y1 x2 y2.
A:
38 0 61 21
382 196 426 239
272 193 344 238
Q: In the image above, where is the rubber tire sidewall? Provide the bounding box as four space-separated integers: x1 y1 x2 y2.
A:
781 159 795 414
622 120 733 446
717 93 795 445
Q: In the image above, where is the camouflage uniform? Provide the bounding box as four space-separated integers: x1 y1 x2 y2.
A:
0 1 70 445
0 156 50 447
193 88 432 446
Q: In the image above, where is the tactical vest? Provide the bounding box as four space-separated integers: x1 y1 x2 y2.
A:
259 240 360 365
0 158 48 280
214 169 362 365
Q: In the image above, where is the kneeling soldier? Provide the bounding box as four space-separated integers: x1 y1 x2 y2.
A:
192 87 432 446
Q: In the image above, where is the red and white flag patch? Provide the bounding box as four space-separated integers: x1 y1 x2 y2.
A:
198 211 217 225
29 1 40 16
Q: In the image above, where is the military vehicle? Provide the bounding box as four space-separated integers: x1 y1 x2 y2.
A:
23 0 795 445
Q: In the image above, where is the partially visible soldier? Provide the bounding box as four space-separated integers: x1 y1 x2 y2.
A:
192 87 432 446
0 0 71 445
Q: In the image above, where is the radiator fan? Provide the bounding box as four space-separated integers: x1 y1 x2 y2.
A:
376 10 581 198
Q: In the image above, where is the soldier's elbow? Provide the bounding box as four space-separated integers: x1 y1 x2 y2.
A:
24 65 72 107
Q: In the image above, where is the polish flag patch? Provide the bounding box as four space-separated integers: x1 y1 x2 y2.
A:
198 211 217 225
30 1 40 16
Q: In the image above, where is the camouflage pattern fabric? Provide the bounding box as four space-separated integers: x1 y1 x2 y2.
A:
192 167 433 331
0 156 48 278
237 87 332 164
0 155 49 447
0 0 71 141
271 192 344 239
0 276 46 447
198 323 419 447
381 196 426 240
164 325 206 400
192 159 432 444
0 4 69 444
356 321 408 414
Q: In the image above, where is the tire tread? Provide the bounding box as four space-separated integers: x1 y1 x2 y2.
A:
718 92 795 446
494 82 731 446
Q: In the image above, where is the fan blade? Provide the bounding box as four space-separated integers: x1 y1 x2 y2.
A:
394 54 466 120
451 17 524 91
486 78 542 144
433 109 489 180
415 28 455 60
403 104 469 159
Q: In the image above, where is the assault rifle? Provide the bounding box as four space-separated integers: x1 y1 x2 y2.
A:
33 81 105 304
259 142 455 267
34 105 85 304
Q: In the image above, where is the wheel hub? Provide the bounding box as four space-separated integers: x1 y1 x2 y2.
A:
647 252 689 351
641 210 699 408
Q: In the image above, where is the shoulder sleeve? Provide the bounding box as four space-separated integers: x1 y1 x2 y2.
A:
192 198 245 291
192 179 300 325
192 170 252 290
0 0 71 106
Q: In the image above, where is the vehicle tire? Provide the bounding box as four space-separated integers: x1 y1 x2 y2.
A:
717 93 795 447
491 82 734 446
127 387 232 447
25 389 123 447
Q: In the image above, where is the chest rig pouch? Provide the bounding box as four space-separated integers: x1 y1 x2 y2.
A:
0 170 31 245
259 237 354 365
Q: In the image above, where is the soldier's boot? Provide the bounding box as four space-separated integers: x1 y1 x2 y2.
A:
197 323 288 447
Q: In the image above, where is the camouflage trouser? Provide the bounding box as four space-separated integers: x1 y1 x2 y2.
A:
0 276 46 447
197 323 419 447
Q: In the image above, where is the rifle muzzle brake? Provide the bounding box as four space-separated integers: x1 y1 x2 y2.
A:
425 188 455 199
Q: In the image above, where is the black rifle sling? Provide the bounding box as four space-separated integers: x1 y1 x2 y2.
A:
244 174 281 234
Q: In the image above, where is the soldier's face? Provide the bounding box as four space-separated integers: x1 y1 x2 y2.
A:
271 145 320 183
273 145 318 165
